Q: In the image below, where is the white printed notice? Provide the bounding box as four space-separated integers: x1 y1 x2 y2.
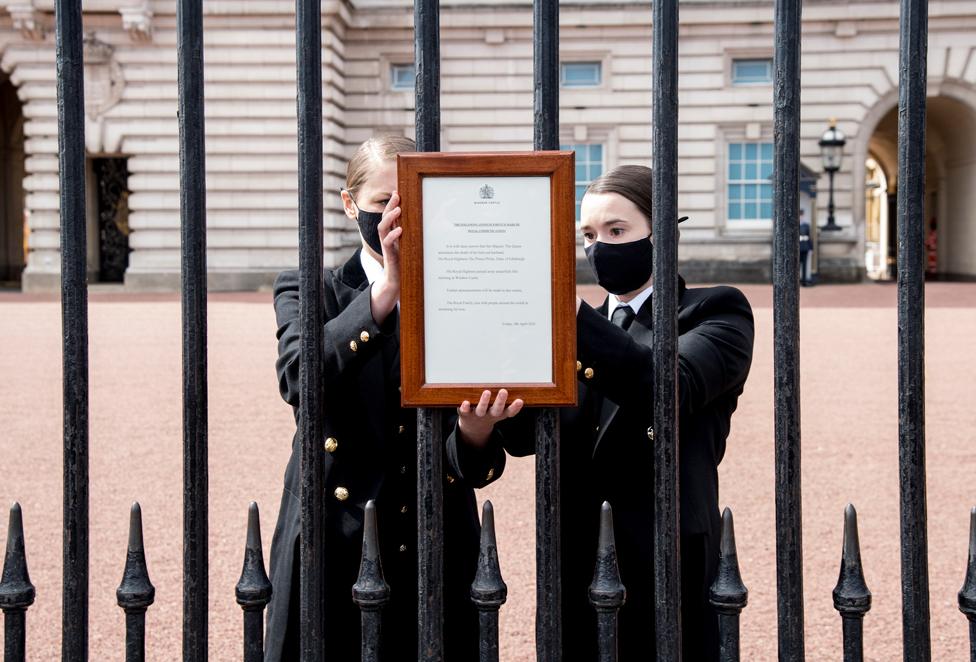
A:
423 176 552 384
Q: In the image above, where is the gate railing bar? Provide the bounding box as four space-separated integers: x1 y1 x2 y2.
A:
896 0 931 658
295 0 327 658
589 502 625 662
235 503 272 662
0 503 35 662
470 501 507 662
532 0 558 151
532 1 562 658
177 0 209 659
55 0 89 658
771 0 804 657
832 504 871 662
116 503 156 662
533 409 561 661
416 408 445 660
352 501 389 662
650 0 681 656
957 508 976 660
414 0 440 153
414 0 445 657
709 508 747 662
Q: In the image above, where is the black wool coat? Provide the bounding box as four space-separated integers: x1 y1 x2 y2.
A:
501 278 755 661
263 252 507 662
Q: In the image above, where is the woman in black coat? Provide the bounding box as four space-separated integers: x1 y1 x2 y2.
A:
501 165 754 661
263 136 524 661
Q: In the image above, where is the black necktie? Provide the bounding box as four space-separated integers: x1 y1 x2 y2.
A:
596 304 634 441
611 304 635 330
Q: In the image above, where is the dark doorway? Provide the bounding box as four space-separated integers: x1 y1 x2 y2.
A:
0 74 25 286
866 95 976 280
89 157 131 283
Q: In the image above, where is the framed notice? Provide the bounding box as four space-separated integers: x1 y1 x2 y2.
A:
398 151 577 407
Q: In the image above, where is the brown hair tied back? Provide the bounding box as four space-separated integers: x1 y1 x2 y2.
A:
345 135 417 199
585 164 653 228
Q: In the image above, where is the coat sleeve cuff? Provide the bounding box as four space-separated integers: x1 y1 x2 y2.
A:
445 421 507 489
323 284 392 364
575 300 654 408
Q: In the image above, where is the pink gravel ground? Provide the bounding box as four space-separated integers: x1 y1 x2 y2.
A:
0 281 974 660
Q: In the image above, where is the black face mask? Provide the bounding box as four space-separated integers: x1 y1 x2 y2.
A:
350 200 384 255
585 236 654 295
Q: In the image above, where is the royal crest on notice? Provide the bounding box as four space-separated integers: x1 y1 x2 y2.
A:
479 184 495 200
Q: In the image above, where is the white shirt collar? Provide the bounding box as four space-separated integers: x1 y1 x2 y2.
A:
359 248 384 286
607 282 653 321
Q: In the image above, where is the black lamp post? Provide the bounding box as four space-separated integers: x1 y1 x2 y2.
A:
819 118 846 231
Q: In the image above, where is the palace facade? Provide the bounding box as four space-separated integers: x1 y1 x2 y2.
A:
2 0 975 290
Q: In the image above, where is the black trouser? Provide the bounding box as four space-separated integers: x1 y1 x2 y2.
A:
800 250 812 283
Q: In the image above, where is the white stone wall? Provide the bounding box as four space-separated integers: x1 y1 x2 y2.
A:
1 0 351 290
3 0 976 289
331 0 976 281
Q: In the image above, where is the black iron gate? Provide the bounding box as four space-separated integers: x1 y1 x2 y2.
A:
0 0 969 661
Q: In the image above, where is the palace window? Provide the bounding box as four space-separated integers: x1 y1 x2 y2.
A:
390 63 415 91
727 142 773 222
560 143 604 221
560 62 602 88
731 58 773 85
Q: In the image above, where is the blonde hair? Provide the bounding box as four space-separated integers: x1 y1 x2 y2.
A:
345 135 416 199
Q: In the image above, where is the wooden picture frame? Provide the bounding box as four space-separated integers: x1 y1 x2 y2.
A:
398 151 578 407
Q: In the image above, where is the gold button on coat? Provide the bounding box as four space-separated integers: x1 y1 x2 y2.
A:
576 360 582 372
584 367 594 379
399 544 407 553
334 486 349 501
400 505 408 514
398 425 406 434
349 340 358 352
360 330 370 343
446 474 456 484
647 427 655 441
324 437 338 453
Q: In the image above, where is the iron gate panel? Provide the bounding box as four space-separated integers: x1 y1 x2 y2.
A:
0 0 955 661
